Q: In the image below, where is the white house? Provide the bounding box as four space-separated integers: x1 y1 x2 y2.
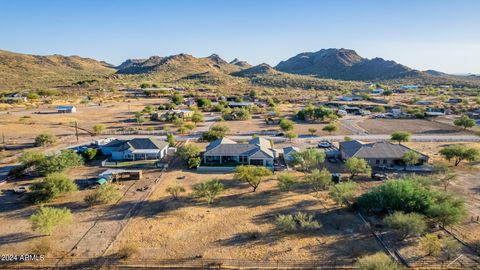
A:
57 105 77 113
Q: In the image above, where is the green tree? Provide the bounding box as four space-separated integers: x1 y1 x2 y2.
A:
427 193 466 227
277 173 299 192
402 150 420 170
308 128 317 136
322 124 338 134
421 234 441 256
249 89 257 99
191 112 204 125
192 179 224 204
439 144 479 166
83 148 97 160
201 124 229 141
288 148 325 172
285 132 297 141
384 212 427 240
357 253 404 270
329 181 358 206
30 207 73 235
187 156 201 168
167 133 176 147
196 97 212 108
165 183 186 200
235 165 273 192
177 144 200 161
35 133 57 147
373 106 386 113
37 150 83 175
435 173 457 191
28 173 78 204
84 184 122 206
390 131 411 144
279 118 295 132
93 124 106 135
171 93 184 105
454 115 475 130
305 168 332 194
345 157 371 179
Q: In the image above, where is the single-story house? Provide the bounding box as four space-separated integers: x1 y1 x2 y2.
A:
426 107 446 116
228 101 254 108
101 138 169 161
57 105 77 113
202 137 275 168
339 140 429 168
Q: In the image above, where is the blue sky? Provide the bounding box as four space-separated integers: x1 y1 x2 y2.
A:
1 0 479 73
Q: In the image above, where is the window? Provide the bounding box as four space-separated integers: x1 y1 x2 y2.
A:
239 156 247 163
383 160 388 164
376 160 380 164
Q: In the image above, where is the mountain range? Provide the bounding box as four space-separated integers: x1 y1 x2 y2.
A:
0 48 479 90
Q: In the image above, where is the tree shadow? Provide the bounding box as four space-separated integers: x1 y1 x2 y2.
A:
0 232 40 245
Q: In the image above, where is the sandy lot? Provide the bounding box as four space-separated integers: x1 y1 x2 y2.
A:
110 170 382 262
358 118 469 135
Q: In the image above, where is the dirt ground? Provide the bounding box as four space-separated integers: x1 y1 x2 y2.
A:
358 118 469 135
109 170 383 262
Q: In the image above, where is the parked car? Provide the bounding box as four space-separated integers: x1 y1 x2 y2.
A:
275 132 285 137
13 186 28 194
318 141 332 148
372 173 388 181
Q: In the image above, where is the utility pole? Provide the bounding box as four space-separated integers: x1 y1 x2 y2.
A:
75 122 79 142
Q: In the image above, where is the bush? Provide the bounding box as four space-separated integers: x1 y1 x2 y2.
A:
427 192 466 226
117 243 138 259
305 168 332 194
356 253 404 270
201 124 229 141
275 214 297 233
30 207 73 235
34 133 57 147
357 179 433 214
166 183 186 200
390 131 411 144
439 144 479 166
421 234 441 256
83 148 97 160
384 212 426 240
288 148 325 172
37 150 84 175
93 124 106 135
329 181 358 206
277 173 299 191
275 212 320 233
28 173 78 204
84 184 122 206
193 179 224 204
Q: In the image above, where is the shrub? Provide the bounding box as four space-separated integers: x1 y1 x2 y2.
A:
356 253 404 270
30 239 52 255
277 173 299 191
34 133 57 147
192 179 224 204
30 207 73 235
165 183 186 200
28 173 78 204
322 124 338 134
84 184 122 206
279 118 295 132
37 150 84 175
329 181 358 206
93 124 106 135
275 214 297 233
275 212 320 233
453 115 475 130
117 243 138 259
201 124 229 141
384 212 426 240
83 148 97 160
421 234 441 256
305 168 332 194
427 192 466 226
442 237 461 259
288 148 325 172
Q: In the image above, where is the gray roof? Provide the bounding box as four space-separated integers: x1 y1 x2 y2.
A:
283 146 299 156
340 140 427 159
105 138 169 151
204 137 274 158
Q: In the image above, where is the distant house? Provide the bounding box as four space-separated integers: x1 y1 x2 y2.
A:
339 140 429 168
447 98 463 104
101 138 169 161
202 137 275 168
416 101 433 106
371 88 385 95
228 101 254 108
400 85 419 90
339 95 363 102
56 105 77 113
426 107 446 116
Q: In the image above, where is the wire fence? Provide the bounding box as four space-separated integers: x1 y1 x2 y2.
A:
1 257 359 269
